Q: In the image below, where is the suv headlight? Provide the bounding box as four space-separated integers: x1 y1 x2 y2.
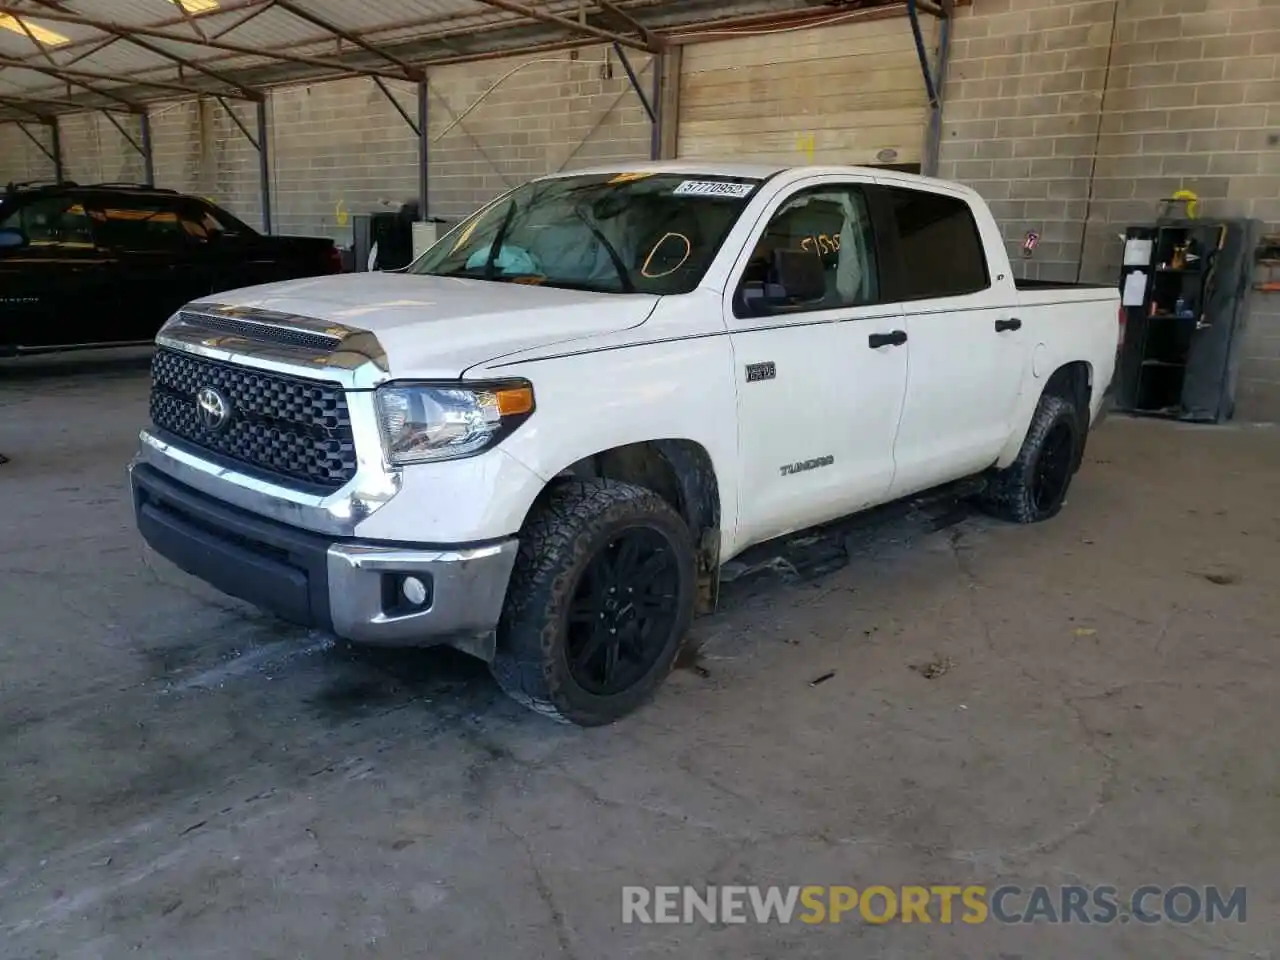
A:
374 380 535 465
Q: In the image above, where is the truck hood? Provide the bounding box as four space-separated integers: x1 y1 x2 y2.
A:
190 272 658 379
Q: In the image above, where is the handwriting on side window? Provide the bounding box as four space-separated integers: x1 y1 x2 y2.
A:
800 234 841 255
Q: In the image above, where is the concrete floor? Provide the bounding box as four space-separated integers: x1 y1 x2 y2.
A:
1 353 1278 960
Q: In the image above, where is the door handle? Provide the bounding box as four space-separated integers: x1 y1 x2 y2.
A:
995 318 1023 332
868 330 908 349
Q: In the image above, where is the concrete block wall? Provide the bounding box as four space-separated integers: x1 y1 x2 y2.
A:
57 112 146 186
267 77 420 241
426 49 655 222
149 98 266 232
940 0 1280 421
0 123 57 184
938 0 1121 280
260 48 652 242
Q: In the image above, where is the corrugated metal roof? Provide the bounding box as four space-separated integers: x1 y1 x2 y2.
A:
0 0 861 120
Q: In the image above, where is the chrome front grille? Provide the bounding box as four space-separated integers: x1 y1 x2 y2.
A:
149 347 357 490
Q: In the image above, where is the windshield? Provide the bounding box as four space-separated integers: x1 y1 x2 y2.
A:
410 172 762 294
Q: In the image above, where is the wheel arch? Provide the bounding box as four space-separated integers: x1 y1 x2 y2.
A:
532 439 723 615
998 359 1094 469
1042 361 1093 470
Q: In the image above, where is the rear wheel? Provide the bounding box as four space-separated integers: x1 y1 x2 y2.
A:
490 478 696 726
980 393 1082 524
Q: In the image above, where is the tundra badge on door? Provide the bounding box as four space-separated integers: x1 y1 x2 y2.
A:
779 455 834 477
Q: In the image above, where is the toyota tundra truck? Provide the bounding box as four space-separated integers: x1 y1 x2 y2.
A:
129 163 1121 725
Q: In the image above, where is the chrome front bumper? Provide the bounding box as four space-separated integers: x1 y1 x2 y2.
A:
326 541 518 651
131 459 518 659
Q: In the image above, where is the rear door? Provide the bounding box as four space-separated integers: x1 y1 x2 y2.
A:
879 183 1029 499
726 175 908 549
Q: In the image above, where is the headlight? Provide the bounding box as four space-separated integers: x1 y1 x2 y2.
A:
374 380 535 465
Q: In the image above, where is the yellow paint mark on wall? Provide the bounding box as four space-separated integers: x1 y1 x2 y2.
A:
335 198 349 228
797 133 816 164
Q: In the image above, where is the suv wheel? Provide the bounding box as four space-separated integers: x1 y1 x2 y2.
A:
490 478 696 726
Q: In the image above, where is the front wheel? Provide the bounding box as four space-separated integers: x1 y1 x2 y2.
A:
490 478 696 726
979 393 1082 524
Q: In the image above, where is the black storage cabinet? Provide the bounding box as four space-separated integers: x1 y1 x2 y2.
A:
1115 217 1261 422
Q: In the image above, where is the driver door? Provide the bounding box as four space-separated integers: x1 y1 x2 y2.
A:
725 178 908 550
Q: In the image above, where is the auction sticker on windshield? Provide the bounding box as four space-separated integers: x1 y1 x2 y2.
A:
672 180 756 199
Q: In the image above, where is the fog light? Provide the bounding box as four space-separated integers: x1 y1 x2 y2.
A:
402 576 428 606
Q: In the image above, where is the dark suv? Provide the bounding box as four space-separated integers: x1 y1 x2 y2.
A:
0 181 341 356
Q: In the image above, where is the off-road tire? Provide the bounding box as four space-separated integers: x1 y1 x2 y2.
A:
490 478 696 726
979 393 1082 524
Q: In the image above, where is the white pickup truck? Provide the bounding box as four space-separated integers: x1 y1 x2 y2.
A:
130 162 1120 725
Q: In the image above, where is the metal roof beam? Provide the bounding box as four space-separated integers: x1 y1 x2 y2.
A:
596 0 656 47
212 0 277 40
1 99 50 121
169 0 210 41
0 4 421 82
0 90 82 109
9 10 61 67
272 0 424 80
65 35 122 68
24 0 261 100
0 54 207 99
0 56 147 110
470 0 655 52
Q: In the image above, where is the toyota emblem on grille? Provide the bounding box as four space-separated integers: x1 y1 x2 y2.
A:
195 385 232 432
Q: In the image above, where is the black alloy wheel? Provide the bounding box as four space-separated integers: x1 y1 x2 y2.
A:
490 478 697 726
564 526 681 696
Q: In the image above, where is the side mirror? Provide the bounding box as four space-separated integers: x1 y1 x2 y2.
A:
0 227 28 249
738 248 826 315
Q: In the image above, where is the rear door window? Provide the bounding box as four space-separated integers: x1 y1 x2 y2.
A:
87 197 187 252
886 187 989 300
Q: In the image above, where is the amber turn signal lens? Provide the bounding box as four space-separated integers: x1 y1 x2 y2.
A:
495 386 534 417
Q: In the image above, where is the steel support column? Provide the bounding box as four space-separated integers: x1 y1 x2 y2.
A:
922 11 953 176
50 119 63 183
256 99 272 234
417 79 429 219
648 49 663 161
140 111 155 186
657 45 681 160
908 0 953 178
906 0 940 111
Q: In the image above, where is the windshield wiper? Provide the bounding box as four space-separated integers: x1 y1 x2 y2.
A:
484 199 518 281
572 203 636 294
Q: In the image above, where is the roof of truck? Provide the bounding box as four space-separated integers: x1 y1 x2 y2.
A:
544 161 787 181
537 161 966 195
